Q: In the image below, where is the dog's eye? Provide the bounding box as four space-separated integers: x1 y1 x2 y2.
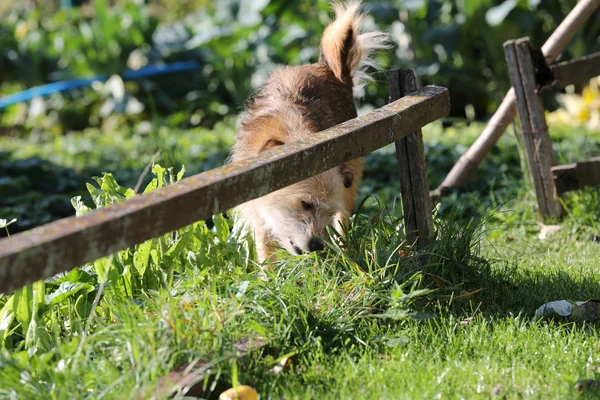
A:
301 200 314 211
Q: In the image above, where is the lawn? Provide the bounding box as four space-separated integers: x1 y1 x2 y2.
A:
1 114 600 399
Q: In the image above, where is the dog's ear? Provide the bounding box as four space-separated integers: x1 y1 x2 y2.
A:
339 164 353 188
259 139 285 152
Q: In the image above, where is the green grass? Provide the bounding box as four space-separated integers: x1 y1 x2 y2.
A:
274 317 600 399
1 119 600 399
2 186 600 399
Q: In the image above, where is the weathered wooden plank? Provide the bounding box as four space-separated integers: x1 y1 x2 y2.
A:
388 69 433 247
515 38 563 218
0 86 450 294
551 51 600 89
504 38 563 218
552 157 600 194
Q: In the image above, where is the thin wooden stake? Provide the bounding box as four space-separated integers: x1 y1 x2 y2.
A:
388 69 434 246
504 38 563 218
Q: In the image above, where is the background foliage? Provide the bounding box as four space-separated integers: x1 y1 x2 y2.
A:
1 0 599 133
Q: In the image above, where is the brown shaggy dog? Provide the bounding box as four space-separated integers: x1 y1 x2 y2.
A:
230 1 388 263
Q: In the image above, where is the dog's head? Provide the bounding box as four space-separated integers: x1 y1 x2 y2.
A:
231 89 359 258
252 166 353 255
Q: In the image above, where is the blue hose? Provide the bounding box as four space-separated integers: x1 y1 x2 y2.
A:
0 60 199 109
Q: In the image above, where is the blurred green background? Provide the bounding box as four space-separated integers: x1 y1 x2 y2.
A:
1 0 599 235
2 0 599 126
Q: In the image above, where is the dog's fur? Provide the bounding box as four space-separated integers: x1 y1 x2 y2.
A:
230 1 388 263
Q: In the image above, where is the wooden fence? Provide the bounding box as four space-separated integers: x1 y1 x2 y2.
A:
504 38 600 217
0 71 450 294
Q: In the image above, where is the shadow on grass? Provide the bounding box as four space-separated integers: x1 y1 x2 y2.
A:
342 187 600 321
0 144 235 237
0 154 161 237
1 154 88 236
447 250 600 318
420 188 600 319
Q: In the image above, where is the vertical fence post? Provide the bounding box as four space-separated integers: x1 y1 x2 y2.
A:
504 38 563 218
388 69 434 247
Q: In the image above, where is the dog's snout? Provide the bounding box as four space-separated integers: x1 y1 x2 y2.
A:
308 237 325 252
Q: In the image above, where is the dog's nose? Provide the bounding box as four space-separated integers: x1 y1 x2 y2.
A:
308 237 325 252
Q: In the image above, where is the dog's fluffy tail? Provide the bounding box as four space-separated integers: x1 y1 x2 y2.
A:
320 1 389 94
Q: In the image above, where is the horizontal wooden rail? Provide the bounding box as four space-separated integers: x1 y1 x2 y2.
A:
0 86 450 293
552 157 600 195
551 51 600 88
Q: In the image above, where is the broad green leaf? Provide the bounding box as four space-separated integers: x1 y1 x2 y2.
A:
87 182 105 208
55 268 95 285
74 294 94 320
123 188 136 199
143 178 158 194
99 173 125 197
213 214 230 243
108 262 123 291
0 296 15 345
133 239 153 277
121 265 133 298
152 164 167 187
24 316 38 350
71 196 92 216
176 165 186 182
45 282 95 305
12 351 28 368
94 258 111 283
152 164 167 188
163 231 193 264
150 248 160 267
33 281 45 306
13 285 33 333
373 307 435 321
33 281 45 317
143 164 170 193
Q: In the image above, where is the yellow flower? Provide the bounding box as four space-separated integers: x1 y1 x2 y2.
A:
549 76 600 130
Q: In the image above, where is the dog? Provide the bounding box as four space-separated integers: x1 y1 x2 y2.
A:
230 1 388 263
